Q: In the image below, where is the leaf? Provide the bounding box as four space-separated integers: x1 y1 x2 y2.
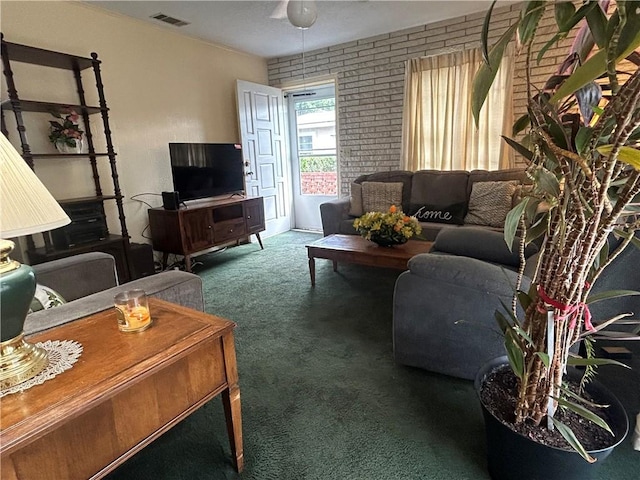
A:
519 1 546 45
549 418 597 463
472 22 519 126
512 114 531 136
526 214 549 243
502 135 534 160
551 30 640 103
587 289 640 304
575 126 593 155
617 1 640 59
596 145 640 170
494 310 512 334
517 290 533 310
566 357 631 369
504 199 528 252
481 0 497 65
554 1 575 30
556 397 613 435
535 351 550 368
505 329 524 380
585 2 608 48
534 167 561 197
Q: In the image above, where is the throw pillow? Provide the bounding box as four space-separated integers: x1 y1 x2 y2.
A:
361 181 403 213
29 284 66 313
409 202 466 225
464 180 519 228
348 182 364 217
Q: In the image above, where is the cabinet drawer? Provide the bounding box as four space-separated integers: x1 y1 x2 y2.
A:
213 219 246 243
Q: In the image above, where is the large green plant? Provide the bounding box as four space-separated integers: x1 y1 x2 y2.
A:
473 0 640 461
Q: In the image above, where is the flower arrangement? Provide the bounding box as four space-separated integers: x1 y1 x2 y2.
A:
353 205 421 246
48 109 83 148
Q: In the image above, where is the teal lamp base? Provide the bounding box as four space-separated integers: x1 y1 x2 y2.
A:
0 240 49 389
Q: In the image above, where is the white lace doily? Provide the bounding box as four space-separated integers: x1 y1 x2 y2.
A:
1 340 83 397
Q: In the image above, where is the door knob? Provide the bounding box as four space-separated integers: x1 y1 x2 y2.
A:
246 171 254 176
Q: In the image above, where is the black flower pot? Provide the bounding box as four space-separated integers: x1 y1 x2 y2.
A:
475 356 629 480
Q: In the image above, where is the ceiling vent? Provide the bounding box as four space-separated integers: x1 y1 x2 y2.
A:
150 13 190 27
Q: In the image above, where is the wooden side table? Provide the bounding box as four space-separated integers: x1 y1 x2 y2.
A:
0 298 243 478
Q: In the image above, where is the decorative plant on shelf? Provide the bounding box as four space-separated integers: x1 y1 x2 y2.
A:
48 109 83 151
473 0 640 465
353 205 421 246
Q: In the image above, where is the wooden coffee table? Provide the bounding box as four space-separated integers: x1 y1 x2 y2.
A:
306 234 433 286
0 298 243 479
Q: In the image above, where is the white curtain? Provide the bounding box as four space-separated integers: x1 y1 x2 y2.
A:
401 47 514 171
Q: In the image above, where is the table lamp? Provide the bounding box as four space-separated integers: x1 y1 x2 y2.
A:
0 133 71 389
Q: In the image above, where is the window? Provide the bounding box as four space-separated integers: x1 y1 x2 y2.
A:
401 47 514 171
298 135 313 151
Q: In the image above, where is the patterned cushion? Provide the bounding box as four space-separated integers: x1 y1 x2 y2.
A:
29 284 66 313
464 180 519 228
348 182 363 217
361 182 404 213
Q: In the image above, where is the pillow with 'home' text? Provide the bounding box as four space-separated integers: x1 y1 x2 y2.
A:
409 202 466 225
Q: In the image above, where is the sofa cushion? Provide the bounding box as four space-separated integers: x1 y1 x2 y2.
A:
354 170 413 211
464 180 519 228
432 226 538 268
409 202 466 225
409 170 469 210
348 183 363 217
468 168 527 199
361 181 403 213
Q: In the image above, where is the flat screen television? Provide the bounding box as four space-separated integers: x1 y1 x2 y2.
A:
169 143 245 201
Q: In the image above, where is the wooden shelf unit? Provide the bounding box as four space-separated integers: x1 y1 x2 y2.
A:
1 35 132 281
148 196 265 272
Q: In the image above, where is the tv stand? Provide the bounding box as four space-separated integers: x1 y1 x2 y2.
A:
148 196 265 272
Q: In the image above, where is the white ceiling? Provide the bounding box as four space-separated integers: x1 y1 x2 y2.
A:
88 1 518 59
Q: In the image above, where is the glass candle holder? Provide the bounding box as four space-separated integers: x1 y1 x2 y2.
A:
114 289 152 333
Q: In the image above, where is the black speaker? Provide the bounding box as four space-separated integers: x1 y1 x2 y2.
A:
162 191 180 210
129 243 156 280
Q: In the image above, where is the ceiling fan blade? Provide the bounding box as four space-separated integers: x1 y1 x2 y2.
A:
270 0 289 19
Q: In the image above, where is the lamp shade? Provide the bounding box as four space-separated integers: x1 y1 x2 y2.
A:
0 133 70 238
287 0 317 29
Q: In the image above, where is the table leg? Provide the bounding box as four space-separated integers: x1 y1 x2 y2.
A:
309 256 316 287
221 333 244 472
255 233 264 250
185 255 192 273
333 260 338 272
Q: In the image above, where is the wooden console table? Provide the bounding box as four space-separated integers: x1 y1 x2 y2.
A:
0 298 243 478
306 234 433 286
148 196 265 272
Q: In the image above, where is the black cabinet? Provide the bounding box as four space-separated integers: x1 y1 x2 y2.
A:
1 35 131 281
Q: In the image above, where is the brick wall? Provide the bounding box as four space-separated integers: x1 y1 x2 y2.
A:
268 2 576 196
301 172 337 195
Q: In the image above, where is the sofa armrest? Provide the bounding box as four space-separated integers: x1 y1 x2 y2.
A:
25 270 204 336
320 197 351 236
31 252 118 302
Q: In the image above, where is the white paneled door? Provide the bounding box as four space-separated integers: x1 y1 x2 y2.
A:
236 80 291 238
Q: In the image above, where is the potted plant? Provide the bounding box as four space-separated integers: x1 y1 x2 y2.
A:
49 108 84 153
472 1 640 478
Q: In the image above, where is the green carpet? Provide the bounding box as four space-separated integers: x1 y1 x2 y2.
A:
107 231 639 479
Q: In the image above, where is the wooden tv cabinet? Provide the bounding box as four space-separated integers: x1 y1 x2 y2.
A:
148 196 265 272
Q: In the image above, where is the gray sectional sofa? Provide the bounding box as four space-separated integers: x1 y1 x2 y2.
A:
25 252 204 335
320 168 528 241
392 228 640 380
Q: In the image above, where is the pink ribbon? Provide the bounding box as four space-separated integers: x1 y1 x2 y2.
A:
536 285 595 332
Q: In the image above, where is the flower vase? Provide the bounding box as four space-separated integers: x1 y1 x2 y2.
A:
369 235 407 247
55 137 84 154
